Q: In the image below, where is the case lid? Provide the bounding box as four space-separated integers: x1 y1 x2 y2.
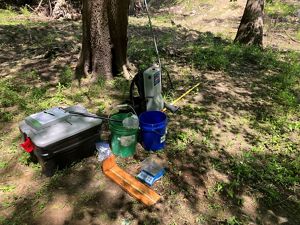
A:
19 106 102 148
24 107 70 130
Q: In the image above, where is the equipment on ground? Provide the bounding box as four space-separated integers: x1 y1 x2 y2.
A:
102 155 161 206
162 82 201 112
137 156 165 186
19 106 102 176
129 0 178 114
130 65 178 114
139 110 167 151
109 112 139 158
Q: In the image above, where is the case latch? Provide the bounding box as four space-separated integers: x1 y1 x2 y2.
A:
20 137 35 153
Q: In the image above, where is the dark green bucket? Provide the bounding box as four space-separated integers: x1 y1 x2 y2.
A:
109 113 138 158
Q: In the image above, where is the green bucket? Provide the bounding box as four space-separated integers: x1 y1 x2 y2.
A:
109 113 138 158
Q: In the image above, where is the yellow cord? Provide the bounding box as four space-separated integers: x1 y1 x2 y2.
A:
163 82 200 112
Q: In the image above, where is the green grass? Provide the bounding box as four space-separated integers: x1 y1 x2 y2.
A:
0 69 73 121
154 14 174 23
162 31 300 209
59 66 74 87
215 146 299 204
0 161 8 169
18 152 33 166
0 8 26 25
186 36 279 71
185 34 300 115
127 36 158 71
20 6 31 16
0 185 16 192
265 0 298 17
225 216 242 225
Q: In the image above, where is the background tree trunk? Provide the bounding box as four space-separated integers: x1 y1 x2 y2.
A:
76 0 130 81
129 0 143 16
234 0 264 47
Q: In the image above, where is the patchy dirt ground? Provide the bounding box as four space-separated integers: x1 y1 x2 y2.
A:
0 0 300 225
151 0 300 51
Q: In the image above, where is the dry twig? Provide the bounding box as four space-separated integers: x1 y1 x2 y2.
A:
35 0 44 12
48 0 53 16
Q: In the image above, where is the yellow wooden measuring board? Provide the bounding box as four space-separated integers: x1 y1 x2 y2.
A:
102 155 161 206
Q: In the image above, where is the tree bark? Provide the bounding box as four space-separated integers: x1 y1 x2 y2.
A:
234 0 264 47
129 0 143 16
76 0 130 81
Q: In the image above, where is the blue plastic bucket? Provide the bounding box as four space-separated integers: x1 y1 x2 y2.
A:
139 111 167 151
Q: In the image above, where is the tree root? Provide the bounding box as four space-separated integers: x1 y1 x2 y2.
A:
75 58 90 81
122 64 132 80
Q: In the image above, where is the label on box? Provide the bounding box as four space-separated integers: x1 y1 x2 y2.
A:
160 135 166 143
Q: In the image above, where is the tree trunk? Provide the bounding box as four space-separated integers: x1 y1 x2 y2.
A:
129 0 143 16
234 0 264 47
75 0 130 81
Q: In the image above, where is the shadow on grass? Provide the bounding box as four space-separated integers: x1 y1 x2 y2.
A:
148 0 179 9
128 21 299 223
0 20 81 80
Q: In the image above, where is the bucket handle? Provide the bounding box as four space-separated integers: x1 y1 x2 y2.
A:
109 104 138 119
116 104 137 116
141 127 166 136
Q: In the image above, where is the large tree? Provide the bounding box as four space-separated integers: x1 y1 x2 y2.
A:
234 0 264 47
76 0 131 81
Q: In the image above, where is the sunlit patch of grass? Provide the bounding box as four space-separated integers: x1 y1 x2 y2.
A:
225 216 243 225
37 83 71 110
265 0 297 17
0 184 16 193
186 36 279 71
0 161 8 169
96 101 106 114
181 0 211 11
154 14 174 25
20 6 31 16
0 8 18 18
0 8 48 26
1 199 15 209
0 8 27 25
